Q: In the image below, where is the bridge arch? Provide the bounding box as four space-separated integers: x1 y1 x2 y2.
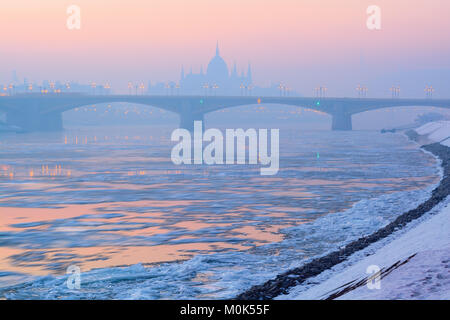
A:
204 102 329 128
352 105 450 130
62 102 180 127
1 96 185 132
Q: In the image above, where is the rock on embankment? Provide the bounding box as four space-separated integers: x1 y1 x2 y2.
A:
236 123 450 300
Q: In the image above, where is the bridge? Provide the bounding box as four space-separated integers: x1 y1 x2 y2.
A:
0 94 449 132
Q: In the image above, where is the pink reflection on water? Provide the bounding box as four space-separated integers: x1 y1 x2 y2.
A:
0 197 308 276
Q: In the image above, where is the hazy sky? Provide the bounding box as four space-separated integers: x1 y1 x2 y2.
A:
1 0 450 96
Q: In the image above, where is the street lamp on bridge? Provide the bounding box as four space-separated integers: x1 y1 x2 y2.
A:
104 83 111 95
356 85 368 98
91 82 97 95
212 83 219 96
248 84 253 96
390 86 400 99
362 86 368 98
278 83 284 97
164 83 171 96
315 86 327 98
128 82 133 95
203 83 209 96
425 85 434 99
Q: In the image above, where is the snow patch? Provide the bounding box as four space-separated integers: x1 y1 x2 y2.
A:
415 121 450 144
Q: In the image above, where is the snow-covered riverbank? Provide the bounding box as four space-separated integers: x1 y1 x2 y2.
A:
278 197 449 300
276 122 450 300
410 121 450 146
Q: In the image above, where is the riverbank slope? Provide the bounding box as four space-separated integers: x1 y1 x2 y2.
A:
237 122 450 300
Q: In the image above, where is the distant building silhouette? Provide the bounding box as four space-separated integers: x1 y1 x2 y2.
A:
145 43 298 96
179 43 252 95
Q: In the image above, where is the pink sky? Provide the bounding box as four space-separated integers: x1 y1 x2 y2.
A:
1 0 449 96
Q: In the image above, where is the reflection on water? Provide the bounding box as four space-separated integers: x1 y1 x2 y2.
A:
0 125 440 298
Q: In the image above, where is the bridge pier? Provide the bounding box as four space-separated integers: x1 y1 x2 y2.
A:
6 110 63 132
179 112 205 131
331 113 352 131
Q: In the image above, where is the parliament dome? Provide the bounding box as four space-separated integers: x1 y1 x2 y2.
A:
206 43 229 82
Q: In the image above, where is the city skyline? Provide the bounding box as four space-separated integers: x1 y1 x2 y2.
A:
1 0 450 97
